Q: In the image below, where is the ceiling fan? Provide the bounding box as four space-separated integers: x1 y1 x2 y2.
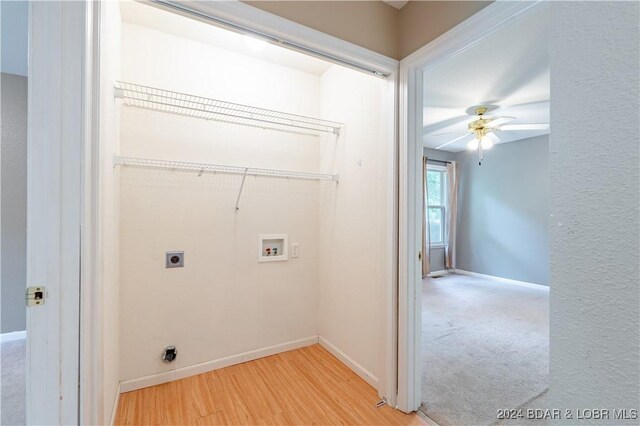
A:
432 105 550 165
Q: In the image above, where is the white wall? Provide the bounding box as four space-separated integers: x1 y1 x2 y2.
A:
1 73 28 333
118 23 323 382
549 2 639 422
99 2 122 423
318 66 390 386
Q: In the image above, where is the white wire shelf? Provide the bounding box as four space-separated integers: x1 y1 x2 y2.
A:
114 81 343 137
113 156 339 182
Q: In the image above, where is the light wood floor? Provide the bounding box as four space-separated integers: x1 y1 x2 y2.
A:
115 344 424 425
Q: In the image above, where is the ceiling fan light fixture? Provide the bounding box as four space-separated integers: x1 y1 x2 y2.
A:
481 137 494 149
467 139 479 150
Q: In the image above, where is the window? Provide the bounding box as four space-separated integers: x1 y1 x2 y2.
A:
426 168 446 246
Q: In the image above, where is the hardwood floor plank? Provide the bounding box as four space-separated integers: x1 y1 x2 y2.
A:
115 344 423 426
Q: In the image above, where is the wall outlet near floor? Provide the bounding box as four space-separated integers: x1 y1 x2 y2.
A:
291 243 300 258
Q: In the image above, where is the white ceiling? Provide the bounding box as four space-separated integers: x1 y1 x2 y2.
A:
383 1 409 10
120 1 333 76
422 5 550 152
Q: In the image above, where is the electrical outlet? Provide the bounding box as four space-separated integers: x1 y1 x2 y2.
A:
166 251 184 268
291 243 300 258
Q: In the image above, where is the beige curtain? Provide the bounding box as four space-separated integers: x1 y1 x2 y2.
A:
445 161 459 269
422 157 430 277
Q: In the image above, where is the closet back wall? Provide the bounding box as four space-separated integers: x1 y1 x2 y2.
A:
118 22 323 383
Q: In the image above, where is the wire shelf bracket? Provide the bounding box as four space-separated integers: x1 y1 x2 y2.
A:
235 168 249 213
114 81 343 137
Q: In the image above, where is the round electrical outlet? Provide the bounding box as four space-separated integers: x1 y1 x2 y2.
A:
162 345 177 362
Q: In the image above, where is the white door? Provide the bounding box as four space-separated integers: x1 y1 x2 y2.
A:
26 2 90 423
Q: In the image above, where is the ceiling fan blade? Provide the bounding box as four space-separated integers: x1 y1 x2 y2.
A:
486 132 501 144
499 123 550 131
486 116 516 127
435 132 473 150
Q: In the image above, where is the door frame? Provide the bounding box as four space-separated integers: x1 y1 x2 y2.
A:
27 1 97 424
396 0 547 413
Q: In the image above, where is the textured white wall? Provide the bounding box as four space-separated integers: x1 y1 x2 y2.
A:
1 73 28 333
549 2 639 422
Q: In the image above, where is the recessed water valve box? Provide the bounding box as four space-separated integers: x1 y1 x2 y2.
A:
258 234 288 262
166 251 184 268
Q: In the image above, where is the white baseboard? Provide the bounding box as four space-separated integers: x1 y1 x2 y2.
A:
318 336 378 389
119 335 319 393
0 330 26 343
109 382 121 426
427 270 449 277
453 269 549 291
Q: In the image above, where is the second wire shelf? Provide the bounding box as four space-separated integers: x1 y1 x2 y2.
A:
114 156 339 182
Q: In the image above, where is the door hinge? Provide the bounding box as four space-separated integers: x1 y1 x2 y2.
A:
418 251 422 261
26 286 46 306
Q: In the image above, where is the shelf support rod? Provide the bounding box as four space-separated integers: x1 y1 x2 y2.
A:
235 168 249 213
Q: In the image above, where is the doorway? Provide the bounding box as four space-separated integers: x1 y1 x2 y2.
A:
397 1 551 422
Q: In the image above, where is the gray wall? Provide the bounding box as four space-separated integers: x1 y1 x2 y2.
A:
455 135 549 285
549 2 639 420
1 1 28 77
424 148 456 273
1 73 28 333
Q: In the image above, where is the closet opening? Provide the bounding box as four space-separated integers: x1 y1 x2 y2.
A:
97 2 398 424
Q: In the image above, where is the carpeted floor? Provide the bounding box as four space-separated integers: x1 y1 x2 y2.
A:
420 274 549 426
1 337 26 426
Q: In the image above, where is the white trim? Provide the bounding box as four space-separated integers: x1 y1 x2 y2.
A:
453 269 549 291
0 330 27 343
379 62 399 408
28 2 89 423
397 0 547 413
80 2 101 425
119 336 318 393
151 0 398 77
108 382 121 426
319 336 379 389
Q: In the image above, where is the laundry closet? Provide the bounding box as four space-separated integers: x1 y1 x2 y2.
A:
98 1 394 407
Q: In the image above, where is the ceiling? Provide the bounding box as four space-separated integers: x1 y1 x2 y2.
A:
120 1 333 76
422 5 549 152
383 1 409 10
